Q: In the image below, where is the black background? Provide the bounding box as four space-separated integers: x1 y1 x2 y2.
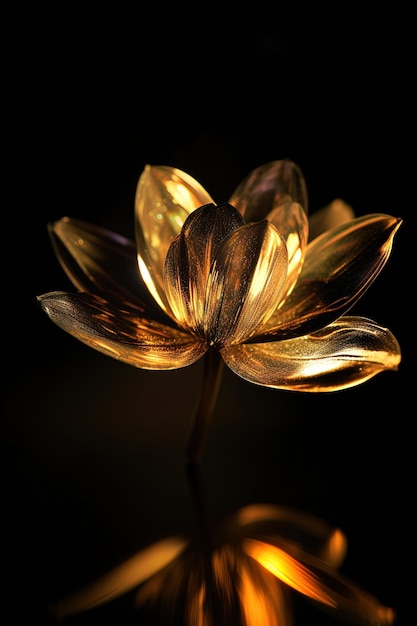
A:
4 4 413 625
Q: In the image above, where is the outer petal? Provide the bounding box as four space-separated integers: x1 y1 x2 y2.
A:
50 537 188 620
38 291 207 369
224 504 347 568
135 165 214 314
252 214 402 341
221 316 401 392
308 198 355 242
245 539 395 625
229 159 309 221
48 217 169 323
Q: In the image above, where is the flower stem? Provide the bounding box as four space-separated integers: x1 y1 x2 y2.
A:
185 348 224 465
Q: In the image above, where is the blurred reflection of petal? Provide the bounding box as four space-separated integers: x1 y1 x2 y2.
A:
245 539 395 625
50 537 188 621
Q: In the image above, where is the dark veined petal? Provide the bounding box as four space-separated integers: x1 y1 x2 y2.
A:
47 217 170 323
204 221 288 347
164 203 245 334
229 159 309 221
308 198 355 242
222 316 401 392
253 214 402 341
50 537 188 621
224 504 347 568
135 165 214 314
37 291 207 369
164 205 288 347
244 538 395 625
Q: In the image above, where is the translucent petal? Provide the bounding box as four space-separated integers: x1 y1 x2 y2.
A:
205 221 288 347
135 165 214 314
253 214 402 340
164 203 245 334
222 316 401 391
225 504 347 568
245 539 396 625
229 550 293 626
229 159 309 221
308 198 355 242
50 537 187 620
38 291 207 369
48 217 169 322
267 199 309 306
136 549 205 623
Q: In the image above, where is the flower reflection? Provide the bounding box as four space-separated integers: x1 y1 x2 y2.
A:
50 497 395 625
38 160 401 395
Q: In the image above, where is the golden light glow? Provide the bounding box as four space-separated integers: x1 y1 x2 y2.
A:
244 539 338 608
51 537 187 621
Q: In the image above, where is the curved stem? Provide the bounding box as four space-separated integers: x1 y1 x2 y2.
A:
185 348 224 465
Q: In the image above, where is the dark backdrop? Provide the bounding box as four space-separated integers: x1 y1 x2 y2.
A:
4 5 412 625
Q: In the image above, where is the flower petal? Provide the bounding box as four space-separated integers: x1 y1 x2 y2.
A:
48 217 164 318
267 199 309 306
229 159 309 221
164 203 288 347
224 504 347 568
308 198 355 242
205 220 288 347
245 539 395 625
50 537 188 620
164 203 245 334
253 214 402 340
222 316 401 391
135 165 214 314
38 291 207 369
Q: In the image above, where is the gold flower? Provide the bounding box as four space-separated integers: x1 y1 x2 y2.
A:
50 503 395 625
38 159 401 393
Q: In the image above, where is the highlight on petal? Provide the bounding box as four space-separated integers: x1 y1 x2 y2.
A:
38 291 207 369
308 198 355 242
226 504 347 568
48 217 167 320
135 165 214 314
222 316 401 392
267 199 309 305
254 214 402 340
204 220 288 347
229 159 309 221
244 539 396 625
50 536 188 621
164 203 245 334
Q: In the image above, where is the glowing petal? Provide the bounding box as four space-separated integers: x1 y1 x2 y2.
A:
238 553 294 626
135 165 214 314
226 504 347 568
308 198 355 242
48 216 167 320
38 291 207 369
50 537 187 620
245 539 395 625
267 200 309 306
164 203 244 334
204 221 288 347
222 316 401 392
229 159 309 220
244 539 337 606
254 214 402 340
